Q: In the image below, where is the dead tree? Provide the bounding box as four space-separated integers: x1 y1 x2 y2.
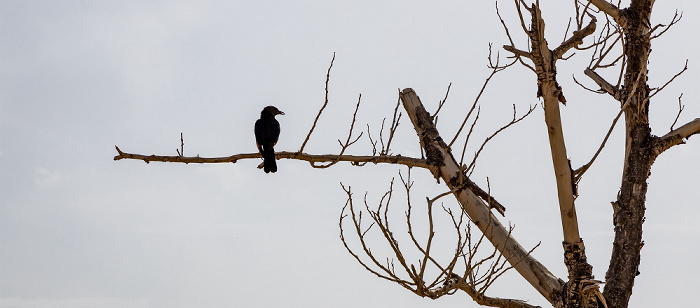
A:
114 1 700 307
498 0 699 307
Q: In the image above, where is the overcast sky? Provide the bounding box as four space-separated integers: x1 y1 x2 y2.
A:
1 1 699 307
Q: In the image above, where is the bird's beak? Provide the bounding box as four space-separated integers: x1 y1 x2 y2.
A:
279 111 285 115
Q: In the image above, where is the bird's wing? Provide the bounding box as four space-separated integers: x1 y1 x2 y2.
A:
254 119 264 155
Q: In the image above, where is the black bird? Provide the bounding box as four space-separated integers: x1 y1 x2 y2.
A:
254 106 284 173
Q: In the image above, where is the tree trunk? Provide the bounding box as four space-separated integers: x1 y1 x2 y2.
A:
603 1 655 308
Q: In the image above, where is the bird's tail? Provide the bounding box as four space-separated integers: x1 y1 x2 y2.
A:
262 147 277 173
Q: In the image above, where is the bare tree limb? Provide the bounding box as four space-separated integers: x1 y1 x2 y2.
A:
574 109 624 181
502 45 532 59
400 88 564 305
341 166 540 308
652 118 700 157
525 1 582 243
381 95 403 156
670 93 685 131
649 10 682 40
584 68 620 99
465 104 536 177
433 82 452 123
587 0 621 22
175 132 184 157
313 94 364 168
552 14 597 60
449 52 508 149
646 59 688 101
497 1 536 72
114 146 433 169
299 52 335 154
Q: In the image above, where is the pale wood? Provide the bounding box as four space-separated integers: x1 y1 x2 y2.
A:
399 88 564 305
529 4 581 245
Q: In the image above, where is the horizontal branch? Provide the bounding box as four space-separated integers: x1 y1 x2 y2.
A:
113 146 432 169
652 118 700 157
503 45 532 59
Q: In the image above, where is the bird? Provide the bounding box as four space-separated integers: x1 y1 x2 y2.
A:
254 106 284 173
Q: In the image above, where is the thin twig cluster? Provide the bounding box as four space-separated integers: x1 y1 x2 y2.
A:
339 169 538 306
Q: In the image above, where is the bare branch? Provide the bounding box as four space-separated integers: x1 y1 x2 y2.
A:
647 60 688 100
497 1 536 72
382 96 403 156
313 94 364 168
114 146 432 169
400 88 564 303
670 93 685 131
552 14 597 60
433 83 452 123
584 68 620 99
176 132 184 157
299 52 335 153
339 183 412 287
458 106 480 171
574 109 624 181
464 177 507 217
649 10 682 40
653 118 700 157
466 104 537 176
587 0 621 22
573 73 608 95
502 45 532 60
366 124 378 156
449 62 504 148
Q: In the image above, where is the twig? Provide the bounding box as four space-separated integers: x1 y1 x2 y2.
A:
299 52 335 153
176 133 184 157
574 108 623 181
574 73 606 95
449 50 509 149
466 104 536 176
649 10 682 40
670 93 685 131
382 96 402 156
312 94 364 168
647 60 688 100
574 67 647 180
433 83 452 124
497 1 536 72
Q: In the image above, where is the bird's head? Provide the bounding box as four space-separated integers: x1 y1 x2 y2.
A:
261 106 285 117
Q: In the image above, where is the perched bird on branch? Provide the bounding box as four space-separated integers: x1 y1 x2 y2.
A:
254 106 284 173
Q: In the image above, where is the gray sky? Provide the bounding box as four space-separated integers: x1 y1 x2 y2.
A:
1 1 698 307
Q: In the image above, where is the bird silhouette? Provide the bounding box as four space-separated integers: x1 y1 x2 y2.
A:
254 106 284 173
